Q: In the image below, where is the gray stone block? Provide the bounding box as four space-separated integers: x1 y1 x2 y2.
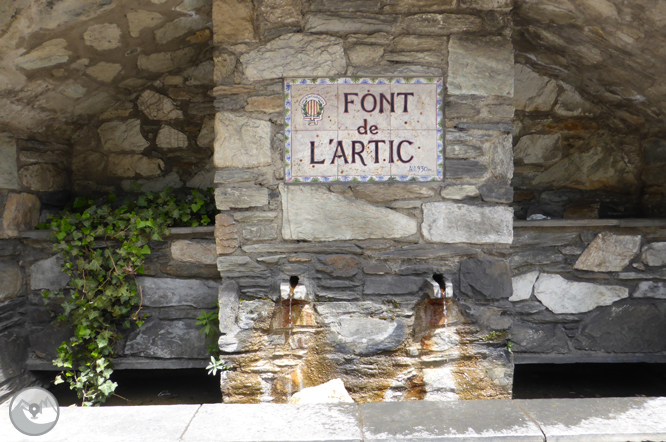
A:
460 258 512 300
329 317 407 355
534 274 628 314
137 277 218 308
574 232 641 272
281 184 417 241
573 304 666 353
218 280 239 334
0 260 21 300
367 244 479 260
360 400 543 441
29 255 69 291
479 179 513 203
363 276 423 295
423 202 513 245
182 404 361 442
242 242 363 255
305 13 397 34
124 318 208 359
445 160 488 178
215 186 269 211
0 134 18 190
518 397 666 442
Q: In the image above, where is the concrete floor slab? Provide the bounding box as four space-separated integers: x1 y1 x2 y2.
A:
1 403 200 442
181 403 362 442
359 400 544 441
517 397 666 442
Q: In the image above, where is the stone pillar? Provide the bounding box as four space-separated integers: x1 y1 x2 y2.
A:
212 0 515 403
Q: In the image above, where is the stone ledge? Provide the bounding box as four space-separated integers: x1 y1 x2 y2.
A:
16 226 215 241
515 353 666 364
514 218 666 228
3 398 666 442
26 354 209 371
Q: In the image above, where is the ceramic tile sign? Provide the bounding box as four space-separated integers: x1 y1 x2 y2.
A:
285 78 443 183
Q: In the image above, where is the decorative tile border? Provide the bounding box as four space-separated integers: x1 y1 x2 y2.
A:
284 77 444 183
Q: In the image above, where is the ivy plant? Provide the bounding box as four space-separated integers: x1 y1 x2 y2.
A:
42 188 216 406
195 303 220 357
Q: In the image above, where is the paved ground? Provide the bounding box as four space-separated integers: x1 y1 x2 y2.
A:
2 397 666 441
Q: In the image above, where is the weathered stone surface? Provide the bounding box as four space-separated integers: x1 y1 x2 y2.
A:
215 186 269 211
240 33 346 81
197 117 215 149
2 193 39 232
554 83 597 117
514 64 558 111
422 202 513 244
533 144 638 191
401 13 483 35
329 317 406 355
0 134 18 190
490 133 514 181
351 184 435 203
256 0 302 38
127 10 164 37
574 233 641 272
633 281 666 299
534 274 628 314
137 277 218 308
15 39 70 70
124 319 207 358
0 260 21 300
137 48 196 73
98 119 149 152
320 255 361 278
510 323 569 353
232 211 278 223
445 143 483 159
391 35 446 52
218 280 239 334
460 258 512 300
156 125 188 149
85 62 122 82
242 224 278 241
448 36 514 97
573 304 666 353
281 185 417 241
217 256 267 275
641 242 666 267
155 16 206 44
213 0 256 44
353 65 442 76
510 249 565 268
214 113 272 169
243 242 362 255
445 160 488 179
108 154 164 177
440 185 479 200
171 240 217 265
19 164 67 192
83 23 121 50
305 13 397 34
363 276 423 295
479 179 513 203
515 134 562 165
347 45 384 66
30 255 69 291
121 171 183 192
244 95 283 113
510 270 539 302
288 379 354 404
138 90 183 120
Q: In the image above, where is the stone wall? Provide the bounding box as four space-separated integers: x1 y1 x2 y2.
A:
511 64 649 220
0 228 220 384
509 220 666 362
211 0 516 403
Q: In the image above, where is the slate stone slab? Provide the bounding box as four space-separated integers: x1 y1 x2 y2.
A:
534 274 628 314
572 303 666 353
123 318 208 358
29 255 69 291
182 404 362 442
423 202 513 245
460 258 512 299
574 232 641 272
360 400 543 441
518 397 666 442
363 276 423 295
136 277 218 308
